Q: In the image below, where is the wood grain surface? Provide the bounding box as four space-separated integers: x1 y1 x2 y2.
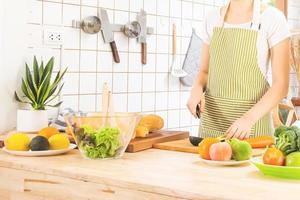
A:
0 149 299 200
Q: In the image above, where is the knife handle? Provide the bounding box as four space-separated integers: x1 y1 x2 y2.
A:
110 41 120 63
141 43 147 65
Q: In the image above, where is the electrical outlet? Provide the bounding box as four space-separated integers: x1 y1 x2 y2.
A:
43 29 64 45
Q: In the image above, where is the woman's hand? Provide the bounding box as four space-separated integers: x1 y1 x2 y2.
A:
226 116 255 139
187 91 205 118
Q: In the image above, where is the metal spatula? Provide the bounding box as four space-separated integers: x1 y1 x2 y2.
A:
171 24 187 78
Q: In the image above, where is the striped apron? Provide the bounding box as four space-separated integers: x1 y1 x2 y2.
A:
199 0 274 138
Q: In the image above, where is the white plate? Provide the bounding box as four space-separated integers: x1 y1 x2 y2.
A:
199 157 250 166
2 144 77 157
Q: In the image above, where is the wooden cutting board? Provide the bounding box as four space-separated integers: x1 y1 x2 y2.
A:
126 130 189 153
153 139 197 153
153 139 265 157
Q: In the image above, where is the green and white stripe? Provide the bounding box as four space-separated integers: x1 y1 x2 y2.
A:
199 27 274 138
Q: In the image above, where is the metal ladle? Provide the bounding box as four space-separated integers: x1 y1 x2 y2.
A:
81 16 101 34
123 21 141 38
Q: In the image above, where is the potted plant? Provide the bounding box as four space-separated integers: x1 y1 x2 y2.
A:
14 56 67 132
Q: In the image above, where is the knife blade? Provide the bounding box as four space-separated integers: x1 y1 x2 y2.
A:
99 8 120 63
137 9 147 65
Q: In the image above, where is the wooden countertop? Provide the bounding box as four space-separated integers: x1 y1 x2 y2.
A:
0 149 299 200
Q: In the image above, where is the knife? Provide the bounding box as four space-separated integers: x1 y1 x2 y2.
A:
99 9 120 63
137 9 147 65
196 88 207 118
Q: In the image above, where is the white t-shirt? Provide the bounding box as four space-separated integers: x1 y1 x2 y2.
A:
199 6 290 84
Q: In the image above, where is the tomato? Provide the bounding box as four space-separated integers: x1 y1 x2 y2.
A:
263 147 285 166
198 138 219 160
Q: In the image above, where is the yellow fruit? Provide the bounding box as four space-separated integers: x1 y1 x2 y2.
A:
139 114 164 132
135 126 149 138
48 134 70 150
5 133 30 151
38 127 60 139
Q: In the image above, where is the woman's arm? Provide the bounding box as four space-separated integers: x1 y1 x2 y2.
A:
227 38 290 139
187 44 210 117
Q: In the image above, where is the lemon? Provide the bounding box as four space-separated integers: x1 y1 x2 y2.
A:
38 127 60 139
48 134 70 150
5 133 30 151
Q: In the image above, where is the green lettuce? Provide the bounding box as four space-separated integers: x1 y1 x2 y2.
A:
78 125 121 159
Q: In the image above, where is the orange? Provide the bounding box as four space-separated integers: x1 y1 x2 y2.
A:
38 127 60 139
198 137 219 160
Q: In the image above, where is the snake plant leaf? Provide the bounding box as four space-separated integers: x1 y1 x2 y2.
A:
14 92 31 104
23 78 36 103
37 70 51 104
21 79 29 98
47 85 58 99
22 78 36 105
33 56 40 87
25 63 37 98
50 67 67 91
41 73 59 104
14 92 24 103
39 61 44 78
44 83 64 104
43 67 67 104
41 57 54 81
47 101 63 108
38 58 54 104
48 72 61 94
44 84 59 103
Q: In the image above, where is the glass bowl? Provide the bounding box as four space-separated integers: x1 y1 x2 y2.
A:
67 112 140 159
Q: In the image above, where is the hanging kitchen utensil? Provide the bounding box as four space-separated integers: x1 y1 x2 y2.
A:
80 16 101 34
124 21 141 38
99 8 120 63
137 9 147 65
180 28 203 86
170 24 187 78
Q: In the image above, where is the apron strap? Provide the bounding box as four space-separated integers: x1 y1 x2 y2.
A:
219 1 230 26
219 0 261 30
251 0 261 30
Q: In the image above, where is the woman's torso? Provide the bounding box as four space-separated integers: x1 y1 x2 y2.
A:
199 6 290 86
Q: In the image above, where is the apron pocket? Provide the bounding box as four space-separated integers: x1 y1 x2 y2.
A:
200 94 256 138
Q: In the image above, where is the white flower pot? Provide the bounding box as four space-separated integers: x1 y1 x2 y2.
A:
17 109 48 132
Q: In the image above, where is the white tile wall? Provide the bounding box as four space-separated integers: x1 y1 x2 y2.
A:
26 0 300 135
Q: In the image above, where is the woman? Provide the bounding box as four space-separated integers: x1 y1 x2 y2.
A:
187 0 290 145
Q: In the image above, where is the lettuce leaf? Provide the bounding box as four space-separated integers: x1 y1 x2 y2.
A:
79 125 121 159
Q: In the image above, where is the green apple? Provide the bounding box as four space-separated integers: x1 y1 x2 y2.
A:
286 152 300 167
